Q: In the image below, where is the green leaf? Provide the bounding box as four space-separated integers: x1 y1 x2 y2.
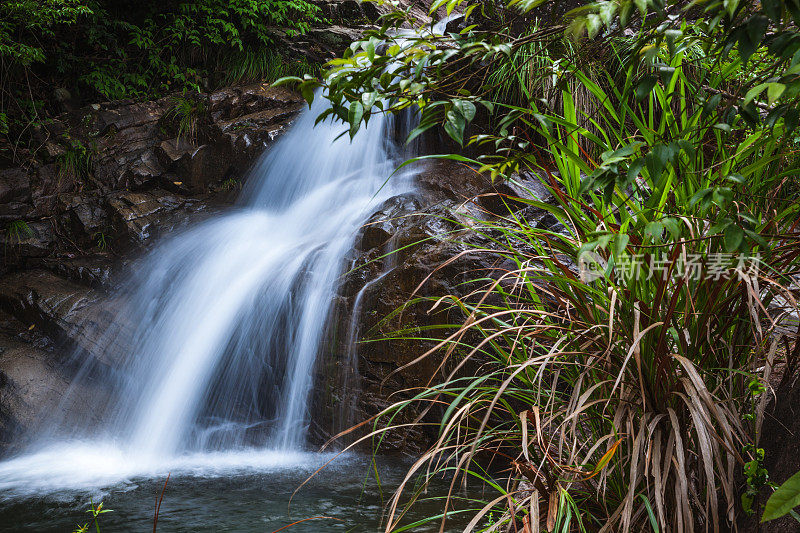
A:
738 30 757 64
614 233 629 258
645 221 664 241
762 0 782 21
362 92 377 109
348 101 364 138
453 100 476 121
301 84 315 108
713 187 734 207
768 82 786 104
636 76 658 101
724 224 744 252
744 83 769 105
640 495 660 533
366 40 375 62
626 158 644 186
619 0 633 26
703 94 722 117
786 108 799 133
586 14 602 38
745 229 769 249
763 470 800 522
271 76 302 87
689 188 712 208
444 108 466 145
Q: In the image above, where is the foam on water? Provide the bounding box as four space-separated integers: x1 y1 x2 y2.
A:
0 442 335 500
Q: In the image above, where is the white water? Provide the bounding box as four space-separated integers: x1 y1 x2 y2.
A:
0 94 419 498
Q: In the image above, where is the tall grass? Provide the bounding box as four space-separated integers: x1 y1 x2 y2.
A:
366 33 800 532
219 49 319 87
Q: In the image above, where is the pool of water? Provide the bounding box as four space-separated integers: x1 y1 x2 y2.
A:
0 447 458 532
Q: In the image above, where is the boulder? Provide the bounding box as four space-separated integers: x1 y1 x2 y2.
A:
0 221 57 259
0 331 73 452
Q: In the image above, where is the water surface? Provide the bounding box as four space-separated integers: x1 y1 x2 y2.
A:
0 450 459 532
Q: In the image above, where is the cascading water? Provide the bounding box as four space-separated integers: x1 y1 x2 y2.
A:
0 93 420 496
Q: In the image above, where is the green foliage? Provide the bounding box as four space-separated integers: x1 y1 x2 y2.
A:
57 137 94 182
0 0 324 160
167 94 205 144
303 0 800 530
0 0 92 67
74 0 323 99
742 445 770 515
220 49 320 87
5 220 33 244
72 500 112 533
92 231 109 251
763 470 800 522
219 178 241 191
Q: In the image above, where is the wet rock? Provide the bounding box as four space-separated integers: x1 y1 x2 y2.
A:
39 255 115 289
156 139 232 192
208 84 303 122
317 0 381 23
357 194 424 251
57 193 110 243
184 144 231 191
106 189 208 247
0 309 112 453
281 25 366 62
29 164 67 217
0 270 118 363
0 221 57 259
0 168 31 219
0 332 73 452
156 138 196 168
314 160 555 453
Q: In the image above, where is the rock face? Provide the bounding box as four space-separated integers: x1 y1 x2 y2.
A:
0 84 302 272
310 161 555 453
0 10 561 457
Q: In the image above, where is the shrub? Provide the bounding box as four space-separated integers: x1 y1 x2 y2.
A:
291 0 800 530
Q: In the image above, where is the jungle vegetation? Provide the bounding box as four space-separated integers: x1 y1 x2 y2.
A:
0 0 323 162
280 0 800 530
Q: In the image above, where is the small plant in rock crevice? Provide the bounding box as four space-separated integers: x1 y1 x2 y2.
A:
167 93 206 145
56 137 94 185
4 220 33 245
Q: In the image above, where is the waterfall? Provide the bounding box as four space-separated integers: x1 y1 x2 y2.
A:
110 94 414 456
0 93 419 494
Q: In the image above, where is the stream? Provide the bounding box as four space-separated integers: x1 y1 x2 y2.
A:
0 451 460 532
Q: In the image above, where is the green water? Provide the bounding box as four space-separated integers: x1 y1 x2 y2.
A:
0 454 462 532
